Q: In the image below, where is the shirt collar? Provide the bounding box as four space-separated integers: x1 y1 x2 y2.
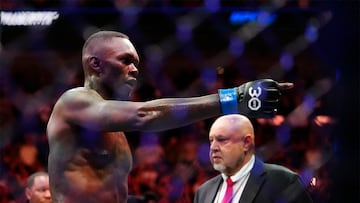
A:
222 154 255 183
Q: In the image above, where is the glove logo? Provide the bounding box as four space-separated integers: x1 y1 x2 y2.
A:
248 87 261 111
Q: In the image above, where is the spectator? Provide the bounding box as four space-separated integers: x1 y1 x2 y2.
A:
25 171 51 203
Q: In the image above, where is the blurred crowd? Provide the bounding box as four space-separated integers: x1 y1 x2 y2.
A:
0 0 313 10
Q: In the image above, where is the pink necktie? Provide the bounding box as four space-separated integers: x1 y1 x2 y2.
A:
221 177 233 203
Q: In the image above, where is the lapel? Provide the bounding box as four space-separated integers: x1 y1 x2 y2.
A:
205 175 223 203
239 157 266 203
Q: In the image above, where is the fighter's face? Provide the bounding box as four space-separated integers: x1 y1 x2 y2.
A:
209 121 247 176
98 37 139 100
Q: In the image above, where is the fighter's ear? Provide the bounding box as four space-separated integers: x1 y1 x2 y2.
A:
89 56 101 74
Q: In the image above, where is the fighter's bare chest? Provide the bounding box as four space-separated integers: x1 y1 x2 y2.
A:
78 131 133 172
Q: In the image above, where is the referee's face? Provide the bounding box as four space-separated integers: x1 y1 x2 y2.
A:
209 118 248 176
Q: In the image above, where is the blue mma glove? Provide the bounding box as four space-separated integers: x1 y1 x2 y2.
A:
218 79 282 118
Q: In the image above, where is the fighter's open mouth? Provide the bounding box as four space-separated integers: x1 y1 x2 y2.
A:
126 78 137 87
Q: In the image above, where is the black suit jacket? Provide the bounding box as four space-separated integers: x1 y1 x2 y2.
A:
194 157 313 203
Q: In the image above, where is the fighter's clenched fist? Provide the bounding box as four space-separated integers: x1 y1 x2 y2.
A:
218 79 293 118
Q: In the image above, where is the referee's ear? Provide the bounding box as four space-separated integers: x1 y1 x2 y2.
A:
242 134 254 153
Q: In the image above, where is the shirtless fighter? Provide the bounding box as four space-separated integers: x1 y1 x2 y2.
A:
46 30 293 203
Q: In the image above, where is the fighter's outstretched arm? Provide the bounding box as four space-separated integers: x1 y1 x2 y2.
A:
56 79 292 132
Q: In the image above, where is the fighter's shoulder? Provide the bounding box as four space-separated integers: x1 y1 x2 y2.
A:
55 87 102 108
62 87 93 96
61 87 101 101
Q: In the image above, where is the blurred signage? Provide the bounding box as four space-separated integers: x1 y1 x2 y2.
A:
0 11 59 26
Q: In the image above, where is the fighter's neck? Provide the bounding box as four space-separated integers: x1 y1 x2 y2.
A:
84 78 112 100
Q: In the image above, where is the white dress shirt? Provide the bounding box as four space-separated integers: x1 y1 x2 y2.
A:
213 155 255 203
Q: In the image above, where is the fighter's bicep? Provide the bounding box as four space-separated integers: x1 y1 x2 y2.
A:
97 100 143 131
